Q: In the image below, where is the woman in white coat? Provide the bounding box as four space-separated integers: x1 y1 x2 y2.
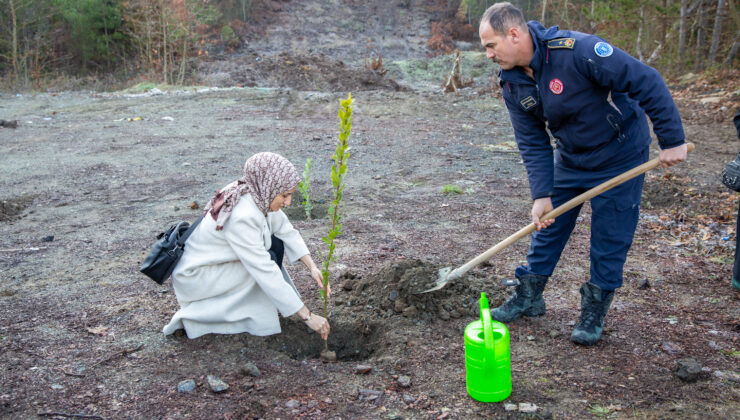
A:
163 152 331 340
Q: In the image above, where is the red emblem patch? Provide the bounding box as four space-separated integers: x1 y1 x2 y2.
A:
549 78 564 95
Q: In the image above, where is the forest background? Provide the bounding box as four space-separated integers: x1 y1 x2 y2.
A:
1 0 738 91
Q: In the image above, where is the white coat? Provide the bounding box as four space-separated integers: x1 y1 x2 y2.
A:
162 194 309 338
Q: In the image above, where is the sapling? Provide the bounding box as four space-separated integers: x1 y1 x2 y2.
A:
297 158 313 220
318 93 353 360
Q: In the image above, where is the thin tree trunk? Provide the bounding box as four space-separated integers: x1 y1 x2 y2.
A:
161 0 168 84
10 0 19 85
679 0 688 64
636 5 645 62
725 32 740 65
724 0 740 65
708 0 725 62
695 0 707 71
541 0 547 25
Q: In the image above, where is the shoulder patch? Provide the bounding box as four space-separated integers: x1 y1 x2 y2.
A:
520 95 537 110
594 42 613 57
547 38 575 49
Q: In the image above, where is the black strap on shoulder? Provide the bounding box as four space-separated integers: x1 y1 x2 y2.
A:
177 214 205 247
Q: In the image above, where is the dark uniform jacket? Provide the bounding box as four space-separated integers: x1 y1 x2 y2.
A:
499 21 685 200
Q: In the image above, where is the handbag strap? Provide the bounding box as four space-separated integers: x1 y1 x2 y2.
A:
176 214 205 247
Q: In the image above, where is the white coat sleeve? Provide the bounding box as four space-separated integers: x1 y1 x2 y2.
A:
223 211 304 317
270 210 310 264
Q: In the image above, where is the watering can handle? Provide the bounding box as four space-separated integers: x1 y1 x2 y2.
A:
479 293 495 370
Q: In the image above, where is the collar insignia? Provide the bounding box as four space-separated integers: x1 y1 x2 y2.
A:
547 38 575 49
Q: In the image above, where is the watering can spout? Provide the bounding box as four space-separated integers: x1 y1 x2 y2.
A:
479 292 490 312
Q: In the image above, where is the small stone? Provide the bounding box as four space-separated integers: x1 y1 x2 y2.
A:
504 403 518 411
402 393 415 404
358 389 382 401
240 380 254 391
662 341 682 354
342 282 354 291
354 364 372 374
41 235 54 242
240 362 261 377
714 370 740 382
177 379 196 393
638 278 650 289
449 310 462 318
320 349 337 362
389 290 399 301
394 299 407 313
398 375 412 388
527 335 535 341
285 399 300 409
388 411 403 420
438 308 450 321
519 402 538 413
675 358 702 382
206 375 229 392
549 330 560 338
402 306 418 317
50 384 64 390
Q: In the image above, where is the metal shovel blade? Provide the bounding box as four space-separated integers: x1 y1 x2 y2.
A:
417 266 454 294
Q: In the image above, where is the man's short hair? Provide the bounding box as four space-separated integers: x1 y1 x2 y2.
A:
480 2 527 35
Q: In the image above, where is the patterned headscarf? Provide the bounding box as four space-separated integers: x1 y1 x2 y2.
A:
204 152 301 230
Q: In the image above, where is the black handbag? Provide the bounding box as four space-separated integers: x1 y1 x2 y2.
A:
139 215 204 284
721 152 740 192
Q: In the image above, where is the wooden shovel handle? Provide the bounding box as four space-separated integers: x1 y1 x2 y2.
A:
448 142 695 280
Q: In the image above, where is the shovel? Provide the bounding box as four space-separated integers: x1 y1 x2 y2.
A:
420 143 695 294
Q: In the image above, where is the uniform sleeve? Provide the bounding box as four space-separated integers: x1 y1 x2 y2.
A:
269 210 310 263
573 37 685 149
223 211 304 317
502 89 555 200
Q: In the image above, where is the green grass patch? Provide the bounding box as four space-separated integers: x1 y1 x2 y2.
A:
441 185 463 195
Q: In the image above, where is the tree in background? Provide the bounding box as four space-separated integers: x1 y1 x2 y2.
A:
452 0 738 74
0 0 736 88
54 0 127 72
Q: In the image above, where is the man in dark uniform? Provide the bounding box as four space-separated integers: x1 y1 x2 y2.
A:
479 2 688 345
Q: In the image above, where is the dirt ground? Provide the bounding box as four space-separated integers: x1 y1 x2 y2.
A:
1 1 740 419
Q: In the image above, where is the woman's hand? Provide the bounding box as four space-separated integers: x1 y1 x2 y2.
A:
310 266 331 297
301 254 331 297
305 312 330 340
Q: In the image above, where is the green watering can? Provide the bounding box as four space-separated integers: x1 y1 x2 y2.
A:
464 292 512 402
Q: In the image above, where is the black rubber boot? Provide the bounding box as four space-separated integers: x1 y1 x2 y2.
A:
571 282 614 346
491 273 548 323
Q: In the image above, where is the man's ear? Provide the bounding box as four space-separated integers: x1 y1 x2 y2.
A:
509 26 521 42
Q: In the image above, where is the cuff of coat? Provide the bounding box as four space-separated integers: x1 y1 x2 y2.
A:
532 190 554 200
285 242 310 264
657 137 685 150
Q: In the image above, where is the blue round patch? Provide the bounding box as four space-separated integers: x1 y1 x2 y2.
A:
594 42 613 57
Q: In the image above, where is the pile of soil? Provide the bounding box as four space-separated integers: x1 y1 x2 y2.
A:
197 52 409 92
336 259 503 322
0 196 32 222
